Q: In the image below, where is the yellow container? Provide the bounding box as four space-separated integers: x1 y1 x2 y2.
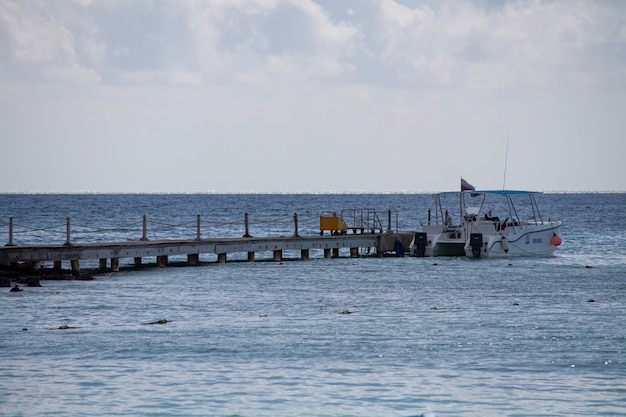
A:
320 215 347 231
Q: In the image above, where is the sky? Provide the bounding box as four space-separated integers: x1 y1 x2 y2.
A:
1 0 625 193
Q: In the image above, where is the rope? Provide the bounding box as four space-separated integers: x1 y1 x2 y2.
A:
72 220 143 232
148 219 196 228
3 212 320 244
249 215 293 225
13 223 66 232
200 219 242 226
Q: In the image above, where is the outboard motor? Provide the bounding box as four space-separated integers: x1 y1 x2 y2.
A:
394 239 405 257
469 233 483 258
413 232 428 257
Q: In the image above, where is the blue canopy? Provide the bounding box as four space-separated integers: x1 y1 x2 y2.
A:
465 190 541 195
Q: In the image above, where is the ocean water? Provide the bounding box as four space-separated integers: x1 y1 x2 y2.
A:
1 193 625 416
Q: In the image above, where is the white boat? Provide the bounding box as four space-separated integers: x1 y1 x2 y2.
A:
410 190 562 258
410 192 466 257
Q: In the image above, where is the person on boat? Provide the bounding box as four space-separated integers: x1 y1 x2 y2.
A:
444 210 452 229
484 210 499 222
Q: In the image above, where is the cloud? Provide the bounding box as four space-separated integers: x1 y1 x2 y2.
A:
0 0 625 192
177 0 359 85
2 0 624 91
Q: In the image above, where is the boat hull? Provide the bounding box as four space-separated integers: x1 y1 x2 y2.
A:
409 226 466 257
465 222 561 258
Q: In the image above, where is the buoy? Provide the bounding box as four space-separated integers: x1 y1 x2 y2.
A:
551 234 562 246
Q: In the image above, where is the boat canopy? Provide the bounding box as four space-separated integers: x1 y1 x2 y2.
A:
433 190 542 196
464 190 542 196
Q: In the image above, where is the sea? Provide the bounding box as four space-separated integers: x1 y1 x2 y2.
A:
1 192 625 417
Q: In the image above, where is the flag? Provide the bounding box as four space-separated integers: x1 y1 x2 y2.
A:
461 177 475 191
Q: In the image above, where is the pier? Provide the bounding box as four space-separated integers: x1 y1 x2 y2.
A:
0 211 413 275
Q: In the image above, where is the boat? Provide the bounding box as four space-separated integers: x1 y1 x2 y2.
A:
409 192 467 257
409 190 562 258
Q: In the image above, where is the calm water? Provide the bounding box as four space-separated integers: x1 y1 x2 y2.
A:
1 193 625 416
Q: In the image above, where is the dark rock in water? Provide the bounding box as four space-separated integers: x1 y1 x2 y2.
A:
74 275 94 281
10 285 22 292
144 319 170 325
340 309 352 314
39 273 72 281
26 278 42 287
587 298 596 303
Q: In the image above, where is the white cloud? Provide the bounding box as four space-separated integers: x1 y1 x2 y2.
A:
0 0 103 84
0 0 625 192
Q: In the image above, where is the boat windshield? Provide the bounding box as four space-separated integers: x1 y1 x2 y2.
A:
461 190 546 224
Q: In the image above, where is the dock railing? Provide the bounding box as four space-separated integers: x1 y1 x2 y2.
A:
3 208 401 247
2 213 321 247
340 208 398 234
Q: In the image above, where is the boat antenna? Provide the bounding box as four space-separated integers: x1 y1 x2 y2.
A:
502 134 509 190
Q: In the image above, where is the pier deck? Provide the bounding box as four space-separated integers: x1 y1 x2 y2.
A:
0 233 412 274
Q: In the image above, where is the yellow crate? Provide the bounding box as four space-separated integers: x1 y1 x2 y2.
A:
319 215 347 231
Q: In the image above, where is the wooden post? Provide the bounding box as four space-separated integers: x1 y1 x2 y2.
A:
53 260 62 270
387 210 392 233
6 217 14 246
273 250 282 262
247 252 255 262
350 247 359 258
324 248 331 259
332 248 339 258
111 258 119 272
141 215 148 241
134 257 142 267
65 217 71 246
301 249 309 260
188 253 199 265
196 215 201 240
99 258 107 271
293 213 299 237
218 253 227 263
243 213 251 237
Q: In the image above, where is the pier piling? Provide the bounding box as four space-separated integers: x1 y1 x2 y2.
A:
71 259 80 276
188 254 199 265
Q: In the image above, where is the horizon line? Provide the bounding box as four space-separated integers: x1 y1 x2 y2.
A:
0 189 624 195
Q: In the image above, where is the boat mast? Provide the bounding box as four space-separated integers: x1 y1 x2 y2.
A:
502 134 510 190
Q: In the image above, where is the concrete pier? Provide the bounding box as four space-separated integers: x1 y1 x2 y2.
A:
0 233 411 275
